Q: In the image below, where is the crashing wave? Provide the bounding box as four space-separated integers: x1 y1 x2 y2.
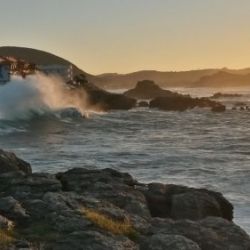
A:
0 73 88 121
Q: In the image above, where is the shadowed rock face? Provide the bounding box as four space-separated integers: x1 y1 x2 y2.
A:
68 75 137 111
124 80 226 112
124 80 179 100
143 183 233 221
150 96 226 112
0 149 31 174
0 149 249 250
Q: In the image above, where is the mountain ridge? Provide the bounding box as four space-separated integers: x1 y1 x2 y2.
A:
1 46 250 89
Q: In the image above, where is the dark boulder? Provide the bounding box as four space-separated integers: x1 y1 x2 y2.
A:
0 149 31 174
211 104 226 112
150 96 225 112
149 95 196 111
143 183 233 221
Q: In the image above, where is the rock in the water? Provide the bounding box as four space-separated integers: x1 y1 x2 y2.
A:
138 101 149 107
0 149 31 174
68 74 136 111
150 96 225 112
211 104 226 112
124 80 179 100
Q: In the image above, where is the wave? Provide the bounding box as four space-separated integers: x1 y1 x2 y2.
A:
0 74 89 121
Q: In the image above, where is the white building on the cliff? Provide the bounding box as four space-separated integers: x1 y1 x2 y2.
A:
0 60 10 84
37 64 74 82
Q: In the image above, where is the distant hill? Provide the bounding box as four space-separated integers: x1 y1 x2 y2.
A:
192 71 250 88
92 69 219 89
92 68 250 89
0 46 91 78
1 46 250 89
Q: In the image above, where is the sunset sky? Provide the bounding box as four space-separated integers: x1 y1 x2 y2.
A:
1 0 250 74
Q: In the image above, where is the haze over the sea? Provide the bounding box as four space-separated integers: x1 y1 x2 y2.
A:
1 0 250 74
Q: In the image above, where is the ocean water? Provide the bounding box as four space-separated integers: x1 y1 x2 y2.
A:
0 86 250 234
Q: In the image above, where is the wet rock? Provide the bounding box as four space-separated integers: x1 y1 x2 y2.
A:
149 96 223 112
149 96 192 111
0 149 31 174
138 101 149 107
211 104 226 112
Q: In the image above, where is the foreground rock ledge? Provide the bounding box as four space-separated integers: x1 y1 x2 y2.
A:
0 149 249 250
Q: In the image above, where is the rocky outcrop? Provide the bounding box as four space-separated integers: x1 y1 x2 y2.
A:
123 80 227 112
150 96 226 112
68 74 136 111
0 149 249 250
211 105 226 112
124 80 179 100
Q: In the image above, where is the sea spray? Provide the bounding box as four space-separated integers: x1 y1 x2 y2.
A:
0 73 89 120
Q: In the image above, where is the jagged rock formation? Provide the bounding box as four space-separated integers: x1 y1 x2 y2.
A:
124 80 179 100
124 80 226 112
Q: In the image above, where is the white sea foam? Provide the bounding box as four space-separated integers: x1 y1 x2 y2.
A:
0 73 88 120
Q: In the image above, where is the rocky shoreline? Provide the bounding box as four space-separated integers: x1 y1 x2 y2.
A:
0 149 249 249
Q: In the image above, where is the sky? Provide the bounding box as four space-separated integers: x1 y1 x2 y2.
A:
1 0 250 74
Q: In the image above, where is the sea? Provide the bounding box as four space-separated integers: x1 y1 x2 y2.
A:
0 80 250 234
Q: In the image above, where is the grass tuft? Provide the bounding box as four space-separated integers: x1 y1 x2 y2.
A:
81 207 138 239
0 229 14 249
